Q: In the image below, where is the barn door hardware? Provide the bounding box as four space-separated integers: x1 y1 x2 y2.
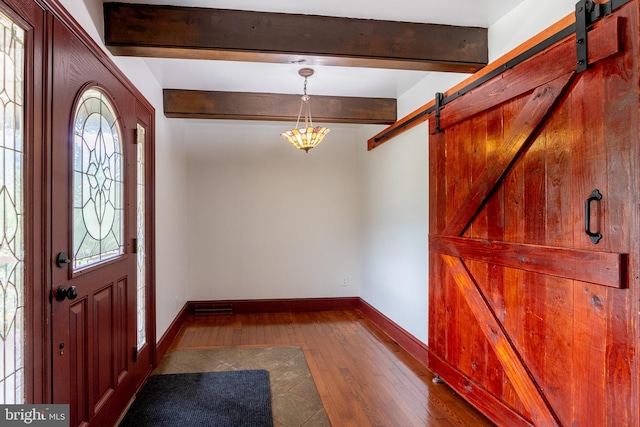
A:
371 0 630 146
575 0 623 73
585 189 603 244
575 0 591 72
434 92 443 133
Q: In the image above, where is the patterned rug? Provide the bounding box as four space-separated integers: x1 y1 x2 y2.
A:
156 346 330 427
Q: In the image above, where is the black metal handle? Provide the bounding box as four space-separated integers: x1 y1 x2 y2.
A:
585 189 602 244
56 252 71 268
55 285 78 302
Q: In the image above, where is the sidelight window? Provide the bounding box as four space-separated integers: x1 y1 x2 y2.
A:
0 11 24 404
136 124 146 350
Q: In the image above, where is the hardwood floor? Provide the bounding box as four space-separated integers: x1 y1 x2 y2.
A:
168 310 495 426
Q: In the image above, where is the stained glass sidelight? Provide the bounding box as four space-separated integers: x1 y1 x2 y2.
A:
0 12 25 404
136 124 146 350
72 88 124 270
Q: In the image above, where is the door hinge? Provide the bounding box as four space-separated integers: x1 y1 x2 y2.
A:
133 346 138 362
132 238 137 254
133 128 138 144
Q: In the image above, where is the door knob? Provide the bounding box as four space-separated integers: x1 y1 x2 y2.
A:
56 285 78 302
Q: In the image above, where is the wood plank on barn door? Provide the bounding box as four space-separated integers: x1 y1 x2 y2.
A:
441 72 576 238
600 19 636 424
500 93 530 420
430 236 626 288
441 255 560 426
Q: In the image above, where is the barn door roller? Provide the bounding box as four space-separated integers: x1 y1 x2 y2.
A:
575 0 618 73
434 92 443 133
575 0 590 73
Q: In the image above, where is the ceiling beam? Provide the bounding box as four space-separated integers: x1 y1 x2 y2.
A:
104 3 488 73
163 89 397 124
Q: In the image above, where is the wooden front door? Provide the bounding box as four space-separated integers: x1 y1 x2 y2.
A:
50 17 140 427
428 3 638 426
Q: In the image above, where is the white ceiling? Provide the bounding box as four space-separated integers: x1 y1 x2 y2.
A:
113 0 527 99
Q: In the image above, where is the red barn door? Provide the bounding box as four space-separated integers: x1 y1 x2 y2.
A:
428 4 639 426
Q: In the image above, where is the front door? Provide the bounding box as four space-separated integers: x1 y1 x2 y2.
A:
50 18 139 427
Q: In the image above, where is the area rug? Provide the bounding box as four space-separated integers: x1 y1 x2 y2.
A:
155 346 330 427
119 370 273 427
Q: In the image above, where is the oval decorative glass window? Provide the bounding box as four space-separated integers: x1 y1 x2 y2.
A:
72 88 124 270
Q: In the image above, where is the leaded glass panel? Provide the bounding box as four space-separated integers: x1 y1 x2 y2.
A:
136 124 146 350
0 11 24 404
72 88 124 270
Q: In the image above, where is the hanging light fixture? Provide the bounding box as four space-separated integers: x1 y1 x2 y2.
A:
281 68 330 153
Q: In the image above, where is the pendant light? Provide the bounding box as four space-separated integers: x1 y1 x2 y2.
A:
281 68 330 153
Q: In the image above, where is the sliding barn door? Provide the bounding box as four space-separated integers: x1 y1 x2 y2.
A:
428 3 639 426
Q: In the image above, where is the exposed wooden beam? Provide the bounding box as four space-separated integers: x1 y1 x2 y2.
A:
163 89 397 124
104 3 488 73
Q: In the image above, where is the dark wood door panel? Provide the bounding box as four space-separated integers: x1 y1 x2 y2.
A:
93 285 116 413
62 278 133 425
115 277 129 384
69 300 89 425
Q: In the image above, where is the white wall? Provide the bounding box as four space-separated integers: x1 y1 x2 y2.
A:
358 72 469 343
184 121 361 300
358 0 577 344
59 0 190 340
153 116 189 337
359 123 431 341
489 0 576 61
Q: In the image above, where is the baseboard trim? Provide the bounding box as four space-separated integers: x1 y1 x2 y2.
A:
155 302 190 365
356 298 429 366
188 297 360 314
428 351 532 427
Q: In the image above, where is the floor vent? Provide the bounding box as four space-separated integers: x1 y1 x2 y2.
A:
194 303 233 315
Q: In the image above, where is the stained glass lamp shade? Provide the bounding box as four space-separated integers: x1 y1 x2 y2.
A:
281 68 330 153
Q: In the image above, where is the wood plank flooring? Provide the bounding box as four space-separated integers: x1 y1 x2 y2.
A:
168 310 495 426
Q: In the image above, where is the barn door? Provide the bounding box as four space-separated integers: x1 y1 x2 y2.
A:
50 17 140 427
428 5 637 427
